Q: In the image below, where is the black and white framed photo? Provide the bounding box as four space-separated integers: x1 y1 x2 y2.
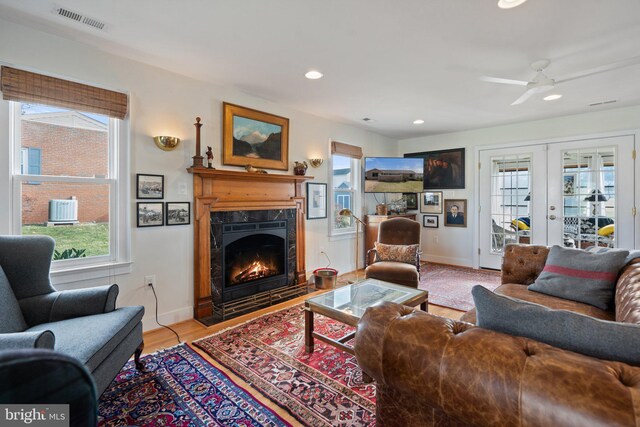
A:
165 202 191 226
137 202 164 227
423 215 439 228
420 191 443 214
307 182 327 220
403 193 418 210
136 174 164 199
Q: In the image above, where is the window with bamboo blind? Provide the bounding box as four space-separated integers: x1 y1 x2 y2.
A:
330 141 362 235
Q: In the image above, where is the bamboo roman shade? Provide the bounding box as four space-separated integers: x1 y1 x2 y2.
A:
1 66 128 119
331 141 363 159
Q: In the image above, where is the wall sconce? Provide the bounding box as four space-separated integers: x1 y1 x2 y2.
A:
153 136 181 151
309 158 324 168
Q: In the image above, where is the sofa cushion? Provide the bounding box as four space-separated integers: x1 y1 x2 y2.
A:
528 245 628 310
473 285 640 365
0 266 28 333
375 242 419 264
27 305 144 372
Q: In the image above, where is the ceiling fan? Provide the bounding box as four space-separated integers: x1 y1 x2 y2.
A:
481 56 640 106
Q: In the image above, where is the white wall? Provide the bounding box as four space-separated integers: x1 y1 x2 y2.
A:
398 105 640 267
0 18 396 330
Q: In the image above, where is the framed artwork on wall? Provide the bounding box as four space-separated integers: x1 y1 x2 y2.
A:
165 202 191 226
137 202 164 227
405 148 465 189
403 193 418 210
222 102 289 171
444 198 467 227
423 215 439 228
136 174 164 199
307 182 327 219
420 191 443 214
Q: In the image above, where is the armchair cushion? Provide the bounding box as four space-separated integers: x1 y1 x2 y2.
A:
0 331 55 349
0 266 27 333
473 285 640 365
365 261 419 288
374 242 419 264
528 245 629 310
28 305 144 372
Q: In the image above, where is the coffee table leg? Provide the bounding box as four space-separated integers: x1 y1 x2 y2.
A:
421 300 428 312
305 306 314 353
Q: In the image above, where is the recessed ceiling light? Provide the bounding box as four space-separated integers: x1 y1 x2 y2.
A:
305 70 323 80
543 94 563 101
362 117 375 122
497 0 528 9
413 119 425 125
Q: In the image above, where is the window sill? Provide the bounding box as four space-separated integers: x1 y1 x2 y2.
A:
50 261 132 286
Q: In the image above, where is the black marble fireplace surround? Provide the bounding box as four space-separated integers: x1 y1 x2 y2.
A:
210 209 297 311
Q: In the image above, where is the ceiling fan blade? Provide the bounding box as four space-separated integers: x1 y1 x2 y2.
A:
480 76 528 86
555 56 640 84
511 88 536 106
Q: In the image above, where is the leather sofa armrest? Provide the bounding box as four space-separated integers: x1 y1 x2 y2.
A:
354 301 640 427
0 331 55 349
501 244 550 285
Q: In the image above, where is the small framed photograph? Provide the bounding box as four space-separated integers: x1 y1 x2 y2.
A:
307 182 327 220
403 193 418 210
423 215 439 228
165 202 191 226
444 199 467 227
420 191 443 214
564 174 576 196
137 202 164 227
137 174 164 199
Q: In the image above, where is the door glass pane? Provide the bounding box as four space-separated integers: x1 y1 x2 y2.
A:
490 154 532 253
562 147 615 249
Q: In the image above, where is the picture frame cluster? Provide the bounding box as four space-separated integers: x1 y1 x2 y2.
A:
136 174 190 227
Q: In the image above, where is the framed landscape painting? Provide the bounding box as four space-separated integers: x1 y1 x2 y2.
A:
405 148 465 190
136 174 164 199
165 202 190 226
137 202 164 227
222 102 289 170
420 191 443 214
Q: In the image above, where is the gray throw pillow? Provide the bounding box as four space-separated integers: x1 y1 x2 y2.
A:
528 245 628 310
0 266 28 333
472 285 640 366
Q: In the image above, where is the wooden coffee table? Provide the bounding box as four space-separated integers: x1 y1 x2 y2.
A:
304 278 428 354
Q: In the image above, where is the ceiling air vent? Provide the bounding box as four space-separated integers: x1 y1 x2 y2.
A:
55 7 108 31
589 99 617 107
362 117 375 122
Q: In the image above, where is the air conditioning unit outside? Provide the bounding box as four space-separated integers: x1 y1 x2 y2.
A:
48 199 78 223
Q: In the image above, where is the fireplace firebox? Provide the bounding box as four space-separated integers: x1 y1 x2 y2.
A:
221 220 288 303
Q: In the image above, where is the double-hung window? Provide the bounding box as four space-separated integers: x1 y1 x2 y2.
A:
3 66 130 279
329 141 363 236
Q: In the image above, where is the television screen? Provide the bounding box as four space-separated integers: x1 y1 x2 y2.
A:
364 157 424 193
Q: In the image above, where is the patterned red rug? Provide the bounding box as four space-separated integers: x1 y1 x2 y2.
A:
194 305 376 427
98 344 291 426
419 262 501 311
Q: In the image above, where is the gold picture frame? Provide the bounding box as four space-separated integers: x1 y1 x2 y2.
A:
222 102 289 171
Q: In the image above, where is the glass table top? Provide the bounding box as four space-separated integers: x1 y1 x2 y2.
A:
305 278 427 319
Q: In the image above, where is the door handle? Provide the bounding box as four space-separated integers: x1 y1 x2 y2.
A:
549 215 557 220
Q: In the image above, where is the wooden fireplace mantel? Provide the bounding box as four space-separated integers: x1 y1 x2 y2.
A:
188 167 314 320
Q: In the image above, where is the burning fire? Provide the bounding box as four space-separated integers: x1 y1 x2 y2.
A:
230 256 279 285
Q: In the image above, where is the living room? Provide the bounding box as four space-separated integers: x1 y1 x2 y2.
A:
1 1 640 426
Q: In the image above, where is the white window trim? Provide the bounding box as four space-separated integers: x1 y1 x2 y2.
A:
329 154 361 237
9 101 131 283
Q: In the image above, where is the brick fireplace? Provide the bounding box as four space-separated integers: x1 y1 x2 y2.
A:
188 168 312 325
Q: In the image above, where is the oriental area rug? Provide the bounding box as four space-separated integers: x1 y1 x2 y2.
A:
419 262 501 311
194 305 376 427
98 344 291 426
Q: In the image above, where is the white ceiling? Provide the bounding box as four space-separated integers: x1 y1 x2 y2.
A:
1 0 640 139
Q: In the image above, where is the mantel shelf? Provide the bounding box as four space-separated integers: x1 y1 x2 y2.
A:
187 167 314 183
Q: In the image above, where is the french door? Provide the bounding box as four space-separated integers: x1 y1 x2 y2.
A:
479 135 635 269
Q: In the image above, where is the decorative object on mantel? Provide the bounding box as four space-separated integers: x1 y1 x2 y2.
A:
293 161 308 176
338 208 365 283
309 158 324 168
245 164 268 174
223 102 289 171
206 146 214 169
153 136 180 151
191 117 206 169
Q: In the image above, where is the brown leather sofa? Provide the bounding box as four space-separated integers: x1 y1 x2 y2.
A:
354 244 640 427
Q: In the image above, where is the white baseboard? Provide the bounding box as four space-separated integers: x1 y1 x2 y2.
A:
142 306 193 332
423 254 473 268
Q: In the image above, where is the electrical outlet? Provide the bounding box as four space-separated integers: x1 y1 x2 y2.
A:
433 236 439 244
144 275 156 288
178 182 187 195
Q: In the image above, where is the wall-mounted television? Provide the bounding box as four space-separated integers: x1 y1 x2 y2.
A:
364 157 424 193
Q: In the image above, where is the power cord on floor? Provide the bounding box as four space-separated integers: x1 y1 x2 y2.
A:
149 283 181 344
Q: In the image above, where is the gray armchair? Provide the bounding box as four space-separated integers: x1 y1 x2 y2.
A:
0 235 144 396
